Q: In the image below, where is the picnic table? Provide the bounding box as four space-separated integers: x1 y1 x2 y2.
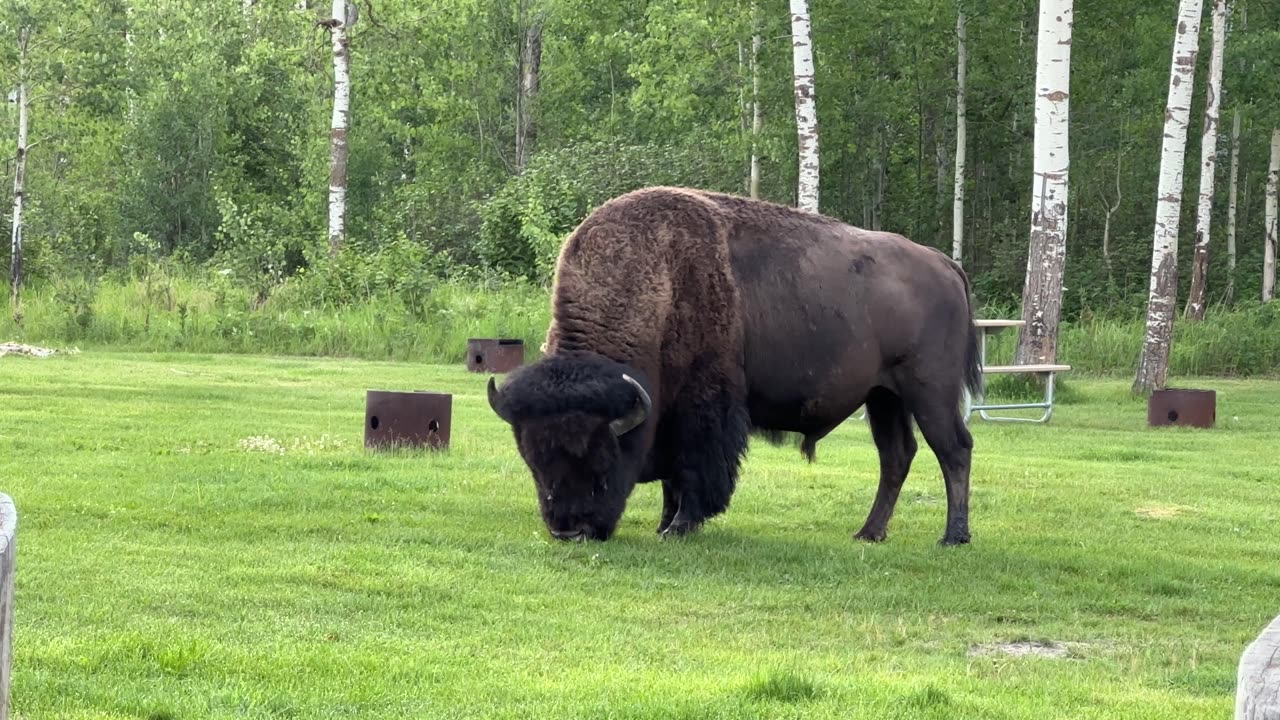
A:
964 319 1071 424
850 318 1070 425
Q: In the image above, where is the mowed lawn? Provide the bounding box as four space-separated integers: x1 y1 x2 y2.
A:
1 352 1277 719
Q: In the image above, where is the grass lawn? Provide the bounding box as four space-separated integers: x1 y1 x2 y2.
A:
1 351 1277 719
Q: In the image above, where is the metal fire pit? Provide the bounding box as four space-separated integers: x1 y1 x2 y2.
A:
1147 388 1216 429
466 338 524 373
364 390 452 450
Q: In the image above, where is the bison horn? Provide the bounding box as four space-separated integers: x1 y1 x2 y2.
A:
609 374 651 437
487 376 513 424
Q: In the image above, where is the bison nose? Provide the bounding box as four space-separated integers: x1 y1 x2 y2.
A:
550 528 588 542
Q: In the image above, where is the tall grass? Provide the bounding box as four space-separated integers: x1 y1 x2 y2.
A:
981 304 1280 377
2 277 552 363
5 276 1279 376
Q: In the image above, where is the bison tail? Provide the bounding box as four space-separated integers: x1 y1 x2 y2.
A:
953 261 984 403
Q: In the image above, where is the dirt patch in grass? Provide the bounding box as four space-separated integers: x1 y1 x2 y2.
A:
968 640 1073 659
1135 503 1192 519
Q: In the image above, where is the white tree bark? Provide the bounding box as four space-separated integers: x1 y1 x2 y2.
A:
952 9 968 263
9 29 30 317
1133 0 1204 396
790 0 819 213
1014 0 1073 366
749 6 762 200
1100 151 1122 285
1185 0 1229 321
327 0 351 257
1226 109 1241 302
1265 128 1279 303
515 1 543 173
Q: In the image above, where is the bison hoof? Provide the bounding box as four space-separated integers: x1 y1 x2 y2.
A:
853 528 887 543
659 520 702 539
938 533 971 546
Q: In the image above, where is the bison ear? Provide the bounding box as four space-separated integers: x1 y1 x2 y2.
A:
488 376 515 424
609 374 651 437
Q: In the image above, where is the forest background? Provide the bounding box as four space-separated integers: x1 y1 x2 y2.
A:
2 0 1279 376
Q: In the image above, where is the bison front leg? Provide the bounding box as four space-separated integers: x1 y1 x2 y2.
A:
657 481 680 535
656 387 749 539
657 471 711 538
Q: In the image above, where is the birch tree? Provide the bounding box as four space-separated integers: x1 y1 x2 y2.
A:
1226 109 1241 302
1013 0 1073 366
790 0 819 213
323 0 353 257
514 0 543 173
749 1 762 199
1133 0 1204 396
8 28 30 320
1184 0 1229 321
1266 128 1279 302
952 8 968 263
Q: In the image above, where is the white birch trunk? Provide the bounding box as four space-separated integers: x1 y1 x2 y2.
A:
749 8 762 200
515 2 543 173
1226 108 1241 302
9 30 29 316
790 0 819 213
1265 128 1279 303
952 9 968 263
1185 0 1228 321
1133 0 1205 396
327 0 351 257
1014 0 1073 366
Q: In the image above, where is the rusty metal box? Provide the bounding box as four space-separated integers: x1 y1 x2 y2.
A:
365 390 452 450
1147 388 1216 429
466 338 524 373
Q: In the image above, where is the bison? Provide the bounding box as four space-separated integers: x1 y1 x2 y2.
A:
487 186 982 545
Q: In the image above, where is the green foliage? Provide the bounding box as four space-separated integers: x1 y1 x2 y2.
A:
3 0 1280 368
476 138 740 281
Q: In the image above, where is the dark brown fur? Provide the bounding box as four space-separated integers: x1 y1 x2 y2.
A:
489 186 982 545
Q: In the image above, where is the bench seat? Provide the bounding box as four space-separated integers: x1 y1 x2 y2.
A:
982 364 1071 374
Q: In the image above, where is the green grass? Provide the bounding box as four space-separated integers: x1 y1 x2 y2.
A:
1 351 1278 718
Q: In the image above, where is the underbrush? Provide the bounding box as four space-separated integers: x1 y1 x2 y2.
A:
4 274 1279 376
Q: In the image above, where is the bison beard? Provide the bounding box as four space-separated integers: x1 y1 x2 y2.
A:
488 187 983 545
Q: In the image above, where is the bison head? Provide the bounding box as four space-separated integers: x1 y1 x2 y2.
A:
487 354 653 541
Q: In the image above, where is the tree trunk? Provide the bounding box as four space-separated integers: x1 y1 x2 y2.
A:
952 9 968 264
9 29 29 320
790 0 819 213
327 0 351 257
1185 0 1228 321
515 4 543 174
1226 108 1241 302
1265 128 1279 302
1101 151 1122 287
749 5 762 199
1014 0 1073 366
1133 0 1205 396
